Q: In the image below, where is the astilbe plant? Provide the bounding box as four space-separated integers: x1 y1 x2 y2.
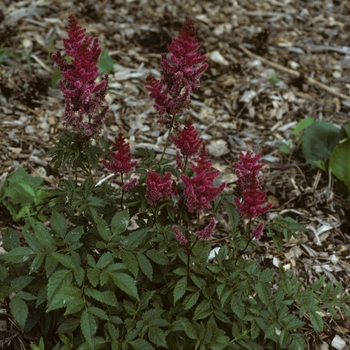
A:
1 15 350 350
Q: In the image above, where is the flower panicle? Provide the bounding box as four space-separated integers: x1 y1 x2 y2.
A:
194 217 216 240
234 150 272 239
146 171 173 206
146 19 208 124
171 117 203 158
181 144 226 214
172 226 188 246
102 133 138 175
52 14 109 137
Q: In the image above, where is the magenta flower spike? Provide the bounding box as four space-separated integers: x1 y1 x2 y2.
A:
52 14 109 137
146 20 208 124
234 150 272 239
146 171 173 206
171 117 203 157
172 225 188 246
194 217 216 240
102 133 138 175
181 145 226 214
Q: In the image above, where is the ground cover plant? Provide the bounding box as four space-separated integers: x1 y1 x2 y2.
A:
1 13 350 350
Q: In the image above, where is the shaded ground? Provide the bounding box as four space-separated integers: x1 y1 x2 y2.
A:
0 0 350 349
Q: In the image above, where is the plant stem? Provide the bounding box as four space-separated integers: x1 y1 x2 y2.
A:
235 219 253 265
120 173 124 210
159 114 176 163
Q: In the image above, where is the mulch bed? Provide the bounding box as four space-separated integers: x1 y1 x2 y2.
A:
0 0 350 349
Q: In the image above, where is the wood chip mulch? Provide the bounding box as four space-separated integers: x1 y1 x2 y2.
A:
0 0 350 349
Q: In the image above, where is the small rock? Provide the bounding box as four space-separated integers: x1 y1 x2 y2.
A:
209 51 229 66
207 140 230 157
331 335 346 350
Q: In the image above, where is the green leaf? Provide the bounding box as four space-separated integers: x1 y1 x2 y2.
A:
125 228 149 250
193 300 212 321
173 276 187 305
33 221 55 250
11 276 35 291
111 211 129 235
47 269 72 301
136 253 153 281
148 326 168 348
81 309 97 345
183 292 200 310
309 311 323 331
129 339 155 350
10 296 28 329
2 228 20 251
51 252 75 269
84 287 118 307
279 143 291 155
256 282 271 305
302 121 347 167
146 249 169 265
0 265 7 281
109 272 139 301
57 318 80 333
330 138 350 189
95 216 112 241
122 251 139 277
88 306 109 321
47 285 83 312
96 252 114 269
293 117 314 137
51 209 67 237
0 246 35 263
87 268 100 287
226 202 239 231
182 323 198 340
30 253 45 273
98 51 117 73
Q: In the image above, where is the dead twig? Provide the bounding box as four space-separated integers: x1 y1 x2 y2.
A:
237 44 350 101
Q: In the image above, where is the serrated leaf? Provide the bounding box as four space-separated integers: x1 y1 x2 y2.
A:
109 272 139 301
193 300 212 321
226 202 240 230
57 318 80 333
136 253 153 281
182 323 198 340
256 282 271 305
129 339 155 350
51 209 67 237
87 268 100 287
146 249 169 265
33 221 54 250
30 253 45 274
95 216 112 241
81 309 97 345
2 228 20 251
51 252 75 269
122 251 139 277
96 252 114 269
183 292 200 310
148 326 168 348
125 228 149 250
45 254 58 277
47 285 82 312
88 306 109 321
0 246 35 263
111 211 129 235
11 276 35 291
309 311 323 331
10 296 28 329
47 269 72 301
84 286 118 307
0 265 7 281
173 277 187 305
